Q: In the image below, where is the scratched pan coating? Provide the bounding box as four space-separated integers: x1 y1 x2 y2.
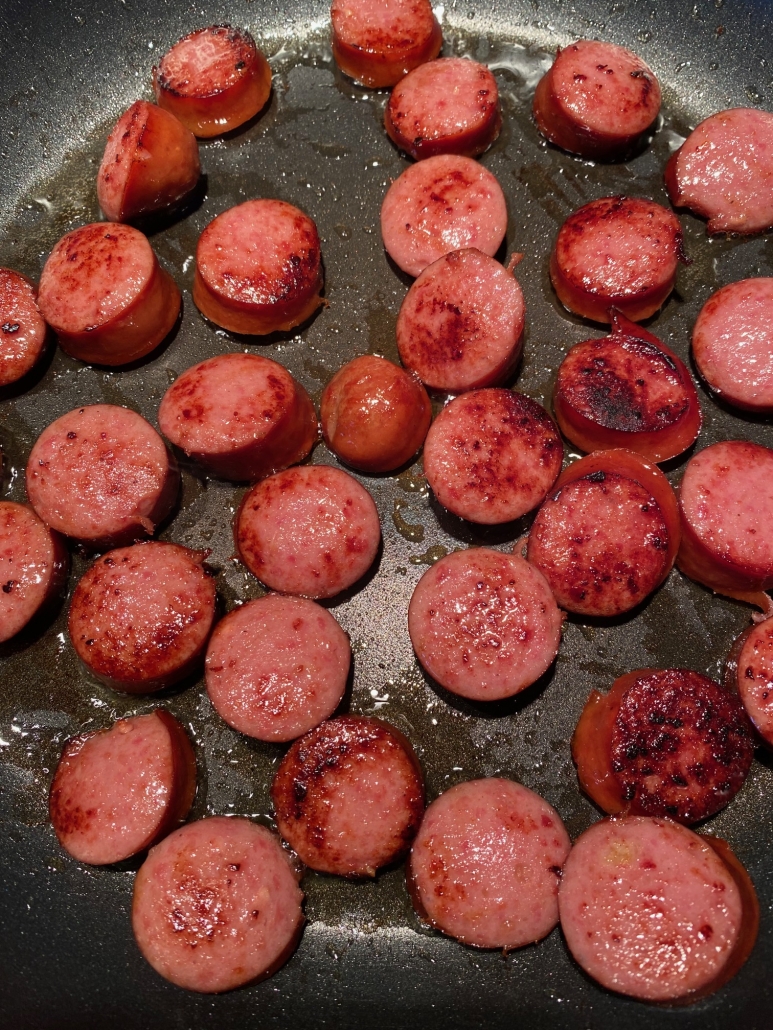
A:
1 0 772 1027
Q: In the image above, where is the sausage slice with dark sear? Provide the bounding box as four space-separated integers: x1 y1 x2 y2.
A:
726 618 773 748
0 268 48 386
331 0 442 88
0 501 68 643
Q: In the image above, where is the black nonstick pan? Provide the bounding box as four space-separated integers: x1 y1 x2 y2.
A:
2 1 773 1027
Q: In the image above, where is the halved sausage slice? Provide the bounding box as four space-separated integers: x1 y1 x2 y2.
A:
0 501 68 643
331 0 442 88
0 268 48 386
726 618 773 747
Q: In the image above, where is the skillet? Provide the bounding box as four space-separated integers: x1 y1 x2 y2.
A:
1 0 773 1027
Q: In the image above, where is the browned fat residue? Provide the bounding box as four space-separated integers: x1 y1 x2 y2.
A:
168 877 227 947
49 791 94 835
265 372 290 406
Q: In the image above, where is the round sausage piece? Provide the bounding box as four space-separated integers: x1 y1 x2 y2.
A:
320 354 431 473
132 816 304 993
385 58 501 160
0 502 69 643
408 548 563 701
408 778 570 949
727 619 773 748
153 25 272 137
423 389 563 524
396 248 524 393
665 108 773 235
26 404 179 550
559 816 753 1002
533 40 661 160
194 199 324 335
550 196 685 324
271 715 425 877
692 278 773 412
235 465 381 599
331 0 442 88
49 711 196 865
381 156 508 278
158 353 317 482
205 595 350 742
0 268 48 386
37 222 180 366
68 542 217 693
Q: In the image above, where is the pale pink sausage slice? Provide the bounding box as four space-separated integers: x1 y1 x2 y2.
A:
271 715 425 877
692 279 773 412
422 389 563 524
0 502 69 643
380 156 508 278
665 108 773 235
26 404 179 550
408 548 563 701
396 248 524 392
132 816 304 992
49 711 196 865
158 353 317 482
0 268 48 386
727 619 773 747
235 465 381 599
331 0 442 88
408 778 570 949
205 594 350 742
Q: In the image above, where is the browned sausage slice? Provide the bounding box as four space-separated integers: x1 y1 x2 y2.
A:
726 618 773 747
331 0 442 88
0 268 48 386
0 501 68 643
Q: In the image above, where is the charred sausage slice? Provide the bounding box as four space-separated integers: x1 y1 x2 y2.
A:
0 501 68 643
0 268 48 386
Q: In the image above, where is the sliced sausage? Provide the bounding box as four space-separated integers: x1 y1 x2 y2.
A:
26 404 179 550
550 196 685 324
68 542 216 693
559 815 758 1002
396 248 524 392
385 58 501 160
665 108 773 235
572 668 754 823
320 354 431 473
380 156 508 278
271 715 424 876
553 309 701 463
49 711 196 865
132 816 304 992
235 465 381 599
726 619 773 747
0 501 69 643
692 278 773 412
0 268 48 386
194 199 324 335
422 389 563 524
205 594 350 742
408 548 563 701
158 353 317 482
526 449 680 617
533 40 661 160
330 0 442 88
97 100 200 223
153 25 272 137
408 779 570 949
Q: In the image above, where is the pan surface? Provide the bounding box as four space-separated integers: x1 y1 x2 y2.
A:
1 1 773 1027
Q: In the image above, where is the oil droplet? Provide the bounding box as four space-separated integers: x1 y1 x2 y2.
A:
392 499 424 543
409 544 448 566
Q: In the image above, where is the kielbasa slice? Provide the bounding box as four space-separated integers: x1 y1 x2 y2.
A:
550 196 685 324
271 715 424 877
559 816 756 1002
692 278 773 413
205 594 350 742
422 389 563 524
68 542 216 692
132 816 304 992
153 25 272 137
408 548 563 701
385 58 501 160
37 222 180 366
553 310 701 463
194 199 324 335
408 778 570 949
726 619 773 747
158 353 317 482
330 0 442 88
235 465 381 599
320 354 431 473
533 40 661 160
26 404 179 550
0 268 48 386
665 108 773 235
380 156 508 278
396 248 524 392
49 711 196 865
0 501 68 643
